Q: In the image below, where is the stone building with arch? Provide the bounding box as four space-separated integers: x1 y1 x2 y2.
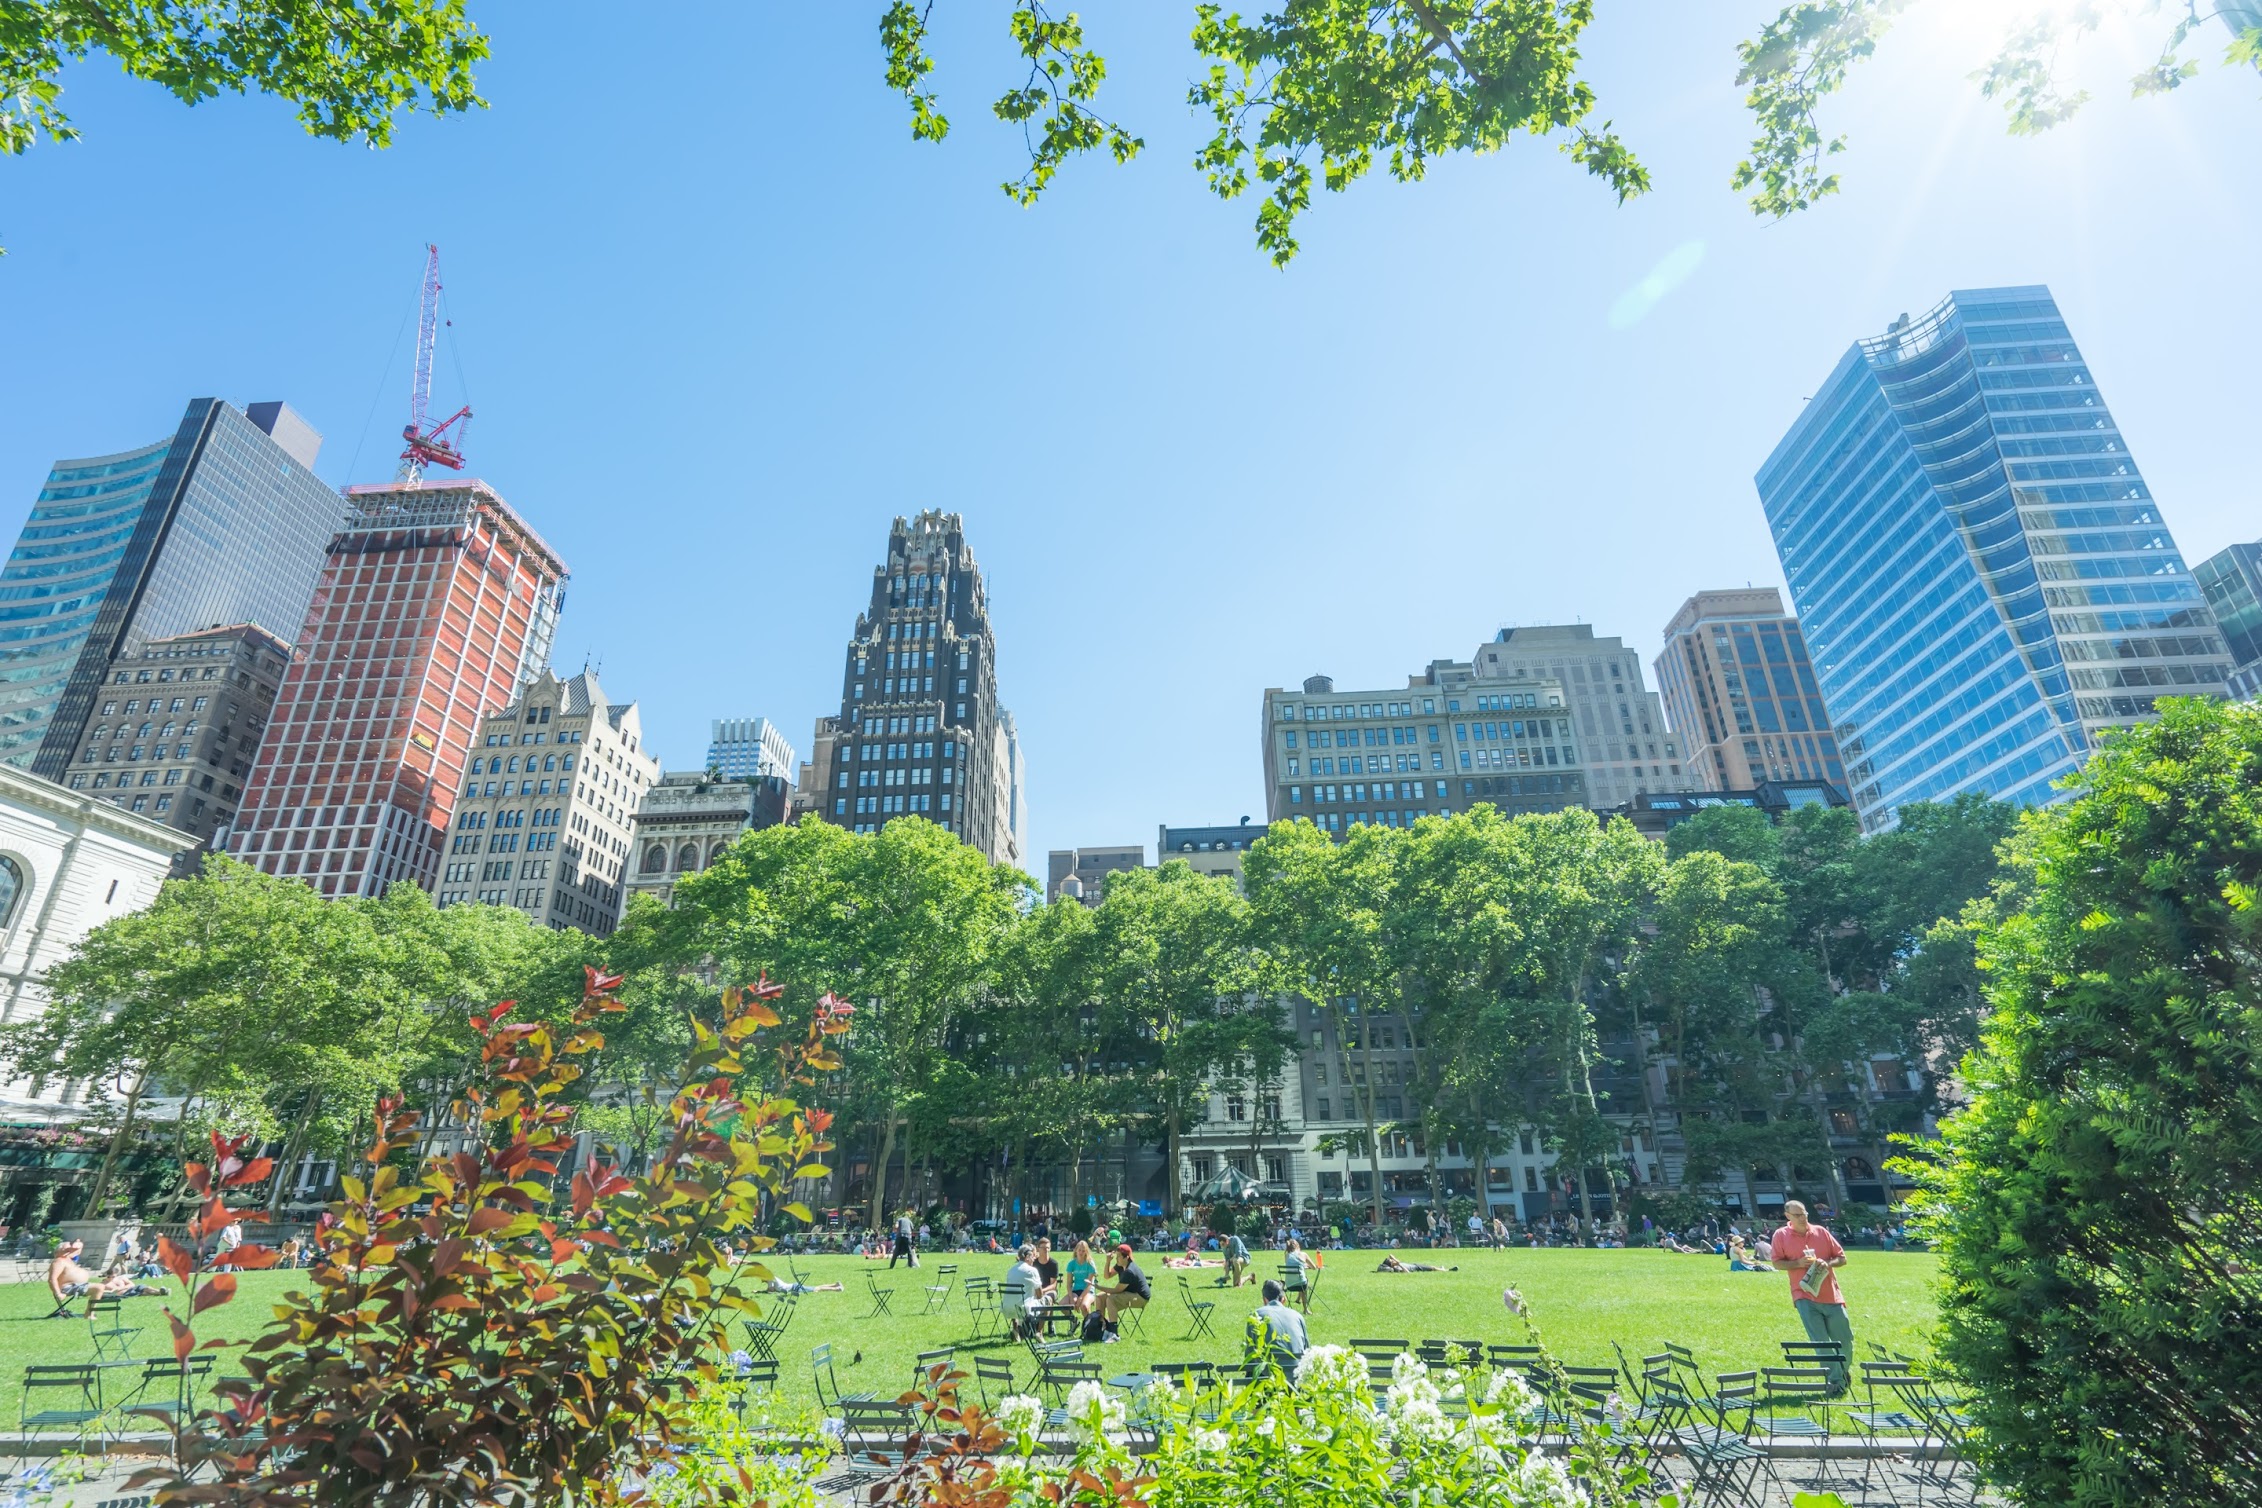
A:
625 769 788 907
0 762 193 1120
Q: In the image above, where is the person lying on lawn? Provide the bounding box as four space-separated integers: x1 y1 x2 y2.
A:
1375 1253 1457 1273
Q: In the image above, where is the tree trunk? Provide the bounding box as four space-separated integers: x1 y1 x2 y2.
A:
870 1114 899 1234
266 1086 325 1216
84 1064 150 1218
1165 1104 1182 1217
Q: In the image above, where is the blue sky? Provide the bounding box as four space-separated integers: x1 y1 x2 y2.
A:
2 4 2255 870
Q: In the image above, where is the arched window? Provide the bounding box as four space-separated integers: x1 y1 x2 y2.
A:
1844 1157 1876 1181
676 842 699 872
642 844 666 874
0 856 23 928
708 841 729 867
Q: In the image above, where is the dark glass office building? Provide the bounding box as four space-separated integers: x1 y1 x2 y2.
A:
1757 286 2229 830
0 400 344 777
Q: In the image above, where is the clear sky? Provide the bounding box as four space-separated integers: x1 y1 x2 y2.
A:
1 4 2255 872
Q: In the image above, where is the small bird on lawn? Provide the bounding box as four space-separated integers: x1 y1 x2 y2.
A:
852 1349 863 1365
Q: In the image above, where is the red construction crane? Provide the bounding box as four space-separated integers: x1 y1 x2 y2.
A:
398 243 472 483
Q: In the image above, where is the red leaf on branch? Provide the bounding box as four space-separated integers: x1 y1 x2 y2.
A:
466 1207 516 1238
192 1274 237 1315
156 1235 195 1285
751 973 784 1000
167 1310 195 1362
219 1244 280 1270
584 966 623 996
226 1156 273 1189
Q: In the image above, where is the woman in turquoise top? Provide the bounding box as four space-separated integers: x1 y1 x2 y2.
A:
1066 1239 1099 1313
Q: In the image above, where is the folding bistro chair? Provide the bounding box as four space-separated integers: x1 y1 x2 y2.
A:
85 1297 141 1364
996 1281 1030 1342
743 1292 794 1361
1035 1351 1095 1403
863 1272 897 1318
972 1356 1016 1409
1781 1338 1851 1394
1841 1360 1925 1501
962 1275 995 1340
1176 1275 1217 1340
814 1400 921 1496
922 1263 957 1315
19 1365 103 1449
119 1354 214 1432
811 1342 876 1414
910 1348 957 1390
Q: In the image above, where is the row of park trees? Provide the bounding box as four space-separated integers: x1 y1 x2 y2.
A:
1 786 2016 1231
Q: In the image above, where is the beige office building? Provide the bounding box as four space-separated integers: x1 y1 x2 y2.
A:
1262 663 1586 834
1654 588 1848 793
1477 625 1696 809
434 668 657 936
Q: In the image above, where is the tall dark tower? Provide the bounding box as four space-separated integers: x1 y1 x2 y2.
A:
821 512 1019 864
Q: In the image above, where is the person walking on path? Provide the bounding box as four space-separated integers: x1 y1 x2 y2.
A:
1769 1199 1852 1392
890 1210 919 1268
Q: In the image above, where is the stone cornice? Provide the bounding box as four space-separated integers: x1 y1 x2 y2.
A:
0 763 198 854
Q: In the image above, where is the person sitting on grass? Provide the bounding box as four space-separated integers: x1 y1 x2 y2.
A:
47 1240 135 1312
1375 1253 1457 1272
1242 1279 1309 1379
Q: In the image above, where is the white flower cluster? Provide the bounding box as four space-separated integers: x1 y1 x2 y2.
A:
993 1392 1047 1449
1292 1344 1370 1400
1483 1367 1539 1415
1514 1452 1589 1507
1063 1379 1128 1449
1187 1426 1232 1460
1382 1353 1457 1444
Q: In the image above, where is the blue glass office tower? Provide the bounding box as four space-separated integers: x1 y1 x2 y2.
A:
1757 286 2229 830
0 399 344 775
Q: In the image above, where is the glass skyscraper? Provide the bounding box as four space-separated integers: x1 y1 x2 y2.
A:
0 400 346 776
1757 285 2229 830
704 716 796 781
2195 541 2262 700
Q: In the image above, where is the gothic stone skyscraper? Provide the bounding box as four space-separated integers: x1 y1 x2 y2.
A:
821 512 1016 863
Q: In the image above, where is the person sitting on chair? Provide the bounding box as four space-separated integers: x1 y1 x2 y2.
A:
1242 1279 1309 1379
1001 1245 1044 1339
1097 1243 1149 1342
47 1240 134 1312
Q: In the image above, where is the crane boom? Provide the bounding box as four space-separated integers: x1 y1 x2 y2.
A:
397 244 472 483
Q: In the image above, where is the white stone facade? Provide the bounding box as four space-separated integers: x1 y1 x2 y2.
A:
0 764 195 1118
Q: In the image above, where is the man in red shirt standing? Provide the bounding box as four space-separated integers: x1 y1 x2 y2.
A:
1769 1199 1852 1393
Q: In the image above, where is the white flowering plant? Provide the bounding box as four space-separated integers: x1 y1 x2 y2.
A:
869 1310 1674 1508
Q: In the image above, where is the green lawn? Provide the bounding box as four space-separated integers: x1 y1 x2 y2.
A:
0 1247 1941 1426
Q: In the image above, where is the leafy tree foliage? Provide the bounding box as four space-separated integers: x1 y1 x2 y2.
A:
0 1 484 187
1914 698 2262 1505
877 1 2260 260
0 856 588 1216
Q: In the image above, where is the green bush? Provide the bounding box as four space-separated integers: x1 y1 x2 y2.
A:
1913 699 2262 1504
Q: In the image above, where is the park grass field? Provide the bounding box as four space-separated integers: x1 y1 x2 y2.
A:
0 1246 1941 1427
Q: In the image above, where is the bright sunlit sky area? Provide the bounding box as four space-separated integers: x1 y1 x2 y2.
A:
1 3 2255 868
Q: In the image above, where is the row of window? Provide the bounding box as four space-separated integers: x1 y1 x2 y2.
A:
1290 753 1438 777
109 666 222 686
99 695 211 717
847 793 944 815
1286 725 1432 750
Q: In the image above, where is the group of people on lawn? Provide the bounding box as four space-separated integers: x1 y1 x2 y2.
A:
1001 1236 1151 1343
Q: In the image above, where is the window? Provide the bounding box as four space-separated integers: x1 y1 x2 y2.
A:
0 856 21 926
